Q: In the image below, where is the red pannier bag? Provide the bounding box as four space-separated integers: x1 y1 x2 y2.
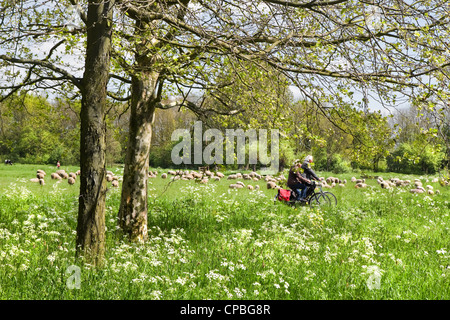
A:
277 188 291 202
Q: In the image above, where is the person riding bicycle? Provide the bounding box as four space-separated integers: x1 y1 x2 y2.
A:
287 160 311 202
301 155 320 197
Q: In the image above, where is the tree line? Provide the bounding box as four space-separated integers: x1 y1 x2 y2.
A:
1 89 448 175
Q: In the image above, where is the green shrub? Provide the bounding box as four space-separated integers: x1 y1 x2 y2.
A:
387 143 445 174
313 151 352 173
329 154 352 174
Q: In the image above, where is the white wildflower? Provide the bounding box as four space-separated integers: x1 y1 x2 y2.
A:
47 253 56 262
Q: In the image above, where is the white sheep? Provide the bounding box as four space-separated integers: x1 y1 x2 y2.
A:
395 180 405 187
410 186 425 194
51 172 62 180
192 172 203 179
39 178 45 186
112 180 119 187
267 181 277 189
37 170 46 176
215 172 225 178
229 184 243 189
204 170 213 177
161 173 168 179
57 171 68 179
380 181 391 189
68 177 75 185
355 182 367 188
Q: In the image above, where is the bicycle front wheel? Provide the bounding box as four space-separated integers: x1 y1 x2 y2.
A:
322 191 337 206
309 193 332 209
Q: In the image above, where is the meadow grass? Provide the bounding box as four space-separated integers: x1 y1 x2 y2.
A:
0 164 449 299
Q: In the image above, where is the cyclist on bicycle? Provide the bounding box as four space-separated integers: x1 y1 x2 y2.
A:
287 160 311 202
301 155 320 197
302 155 320 180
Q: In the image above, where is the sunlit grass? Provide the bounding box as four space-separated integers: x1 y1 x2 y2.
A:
0 165 449 299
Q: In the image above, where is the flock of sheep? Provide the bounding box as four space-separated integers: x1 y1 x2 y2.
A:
29 167 444 196
317 175 441 195
29 169 120 187
29 169 79 186
155 169 263 190
153 169 346 191
375 176 441 195
156 170 444 196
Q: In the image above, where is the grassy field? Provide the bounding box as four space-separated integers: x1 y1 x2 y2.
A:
0 164 449 300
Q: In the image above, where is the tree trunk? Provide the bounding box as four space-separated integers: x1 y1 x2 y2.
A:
118 63 158 242
76 0 114 266
373 156 379 172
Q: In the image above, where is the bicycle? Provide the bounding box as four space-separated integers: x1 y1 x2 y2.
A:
274 181 337 209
